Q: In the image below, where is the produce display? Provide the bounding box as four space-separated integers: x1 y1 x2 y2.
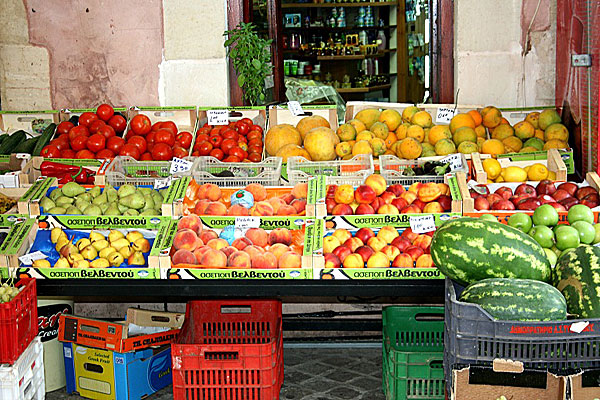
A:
192 118 264 162
479 157 558 183
265 115 336 161
124 113 194 160
39 161 96 184
0 122 56 156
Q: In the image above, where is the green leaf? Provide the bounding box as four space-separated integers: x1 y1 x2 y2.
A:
224 38 234 47
237 74 245 87
252 59 261 69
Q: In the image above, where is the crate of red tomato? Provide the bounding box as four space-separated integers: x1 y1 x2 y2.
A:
192 107 267 162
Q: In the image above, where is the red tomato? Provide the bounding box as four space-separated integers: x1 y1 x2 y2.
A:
87 133 106 153
238 136 247 144
222 130 239 141
108 115 127 133
191 151 200 156
96 104 114 121
248 152 262 162
209 135 223 148
68 125 89 141
40 145 61 158
57 121 74 136
223 155 241 162
235 121 249 135
228 121 236 129
151 122 163 131
88 119 106 134
221 138 237 155
248 145 262 154
229 147 247 160
97 125 116 140
210 127 222 136
151 143 173 161
195 133 209 144
130 114 152 136
197 127 211 136
155 129 175 147
173 146 188 159
248 138 263 147
146 131 156 144
71 135 88 151
250 125 263 134
209 148 225 160
247 131 262 141
75 149 95 159
176 131 193 149
106 136 125 153
79 112 98 127
160 121 178 135
50 137 69 151
240 118 253 126
96 149 115 159
119 144 141 160
127 136 147 155
140 152 153 161
196 141 213 156
61 149 76 158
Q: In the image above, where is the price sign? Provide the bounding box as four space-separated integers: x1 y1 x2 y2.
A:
441 153 464 171
19 251 47 265
409 215 436 234
234 216 260 231
207 110 229 126
170 158 193 174
570 321 590 333
288 101 304 116
154 176 172 190
436 107 456 124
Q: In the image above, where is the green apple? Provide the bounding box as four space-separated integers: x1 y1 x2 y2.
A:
571 220 596 244
554 225 581 251
532 204 559 226
567 204 594 225
480 214 498 222
507 213 533 233
543 247 558 266
593 223 600 244
529 226 555 248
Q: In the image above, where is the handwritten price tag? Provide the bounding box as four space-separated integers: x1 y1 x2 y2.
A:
235 216 260 232
19 251 47 265
154 176 172 190
288 101 305 116
207 110 229 126
169 158 193 174
441 153 464 171
409 215 436 234
436 107 456 124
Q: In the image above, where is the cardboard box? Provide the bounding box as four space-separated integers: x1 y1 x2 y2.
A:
58 309 181 353
63 342 172 400
20 156 103 186
570 369 600 400
155 216 315 280
0 109 59 135
126 308 184 329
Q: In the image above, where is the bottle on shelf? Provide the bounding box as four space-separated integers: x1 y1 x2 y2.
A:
358 30 368 45
377 30 386 52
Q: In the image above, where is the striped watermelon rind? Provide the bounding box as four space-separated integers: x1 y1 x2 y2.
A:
460 278 567 321
431 217 551 286
554 244 600 318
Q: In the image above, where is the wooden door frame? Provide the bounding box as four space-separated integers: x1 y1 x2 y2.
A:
430 0 454 103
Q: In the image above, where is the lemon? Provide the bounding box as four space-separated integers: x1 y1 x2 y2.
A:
482 158 502 180
503 166 528 182
548 171 556 180
527 163 549 181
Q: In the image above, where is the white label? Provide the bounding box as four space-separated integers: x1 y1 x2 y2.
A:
234 216 260 231
265 75 274 89
154 176 172 190
15 153 30 160
207 110 229 126
64 347 72 358
441 153 464 171
19 251 47 265
436 107 456 124
169 158 193 174
409 215 436 234
287 101 304 116
569 321 590 333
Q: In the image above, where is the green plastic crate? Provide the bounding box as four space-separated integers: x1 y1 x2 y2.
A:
382 306 445 400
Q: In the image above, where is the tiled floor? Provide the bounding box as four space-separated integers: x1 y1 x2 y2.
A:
47 347 385 400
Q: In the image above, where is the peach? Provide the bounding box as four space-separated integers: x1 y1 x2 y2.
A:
416 254 434 268
277 205 297 216
381 245 400 261
246 228 269 247
355 185 377 204
437 195 452 211
405 245 425 261
244 245 265 259
251 252 277 269
326 198 337 214
173 229 201 252
268 243 290 260
324 253 341 269
401 228 418 241
279 251 302 269
401 205 421 214
323 236 341 254
387 184 405 196
172 249 197 265
343 253 364 268
290 198 307 214
177 215 202 235
227 204 250 216
391 197 409 211
423 202 443 213
380 191 396 205
193 200 210 215
378 204 400 214
391 236 412 252
413 235 432 252
244 183 268 202
355 204 375 215
355 245 375 262
193 246 211 264
408 182 423 194
412 200 427 211
365 174 387 196
291 183 308 199
332 245 352 262
268 228 292 246
332 204 353 215
250 201 274 217
197 183 222 201
204 202 228 216
199 229 219 244
377 226 400 244
370 197 385 213
200 248 228 268
280 193 295 204
332 229 352 244
268 197 286 214
207 238 229 251
392 253 414 268
367 236 386 252
221 246 237 258
437 183 450 196
228 251 252 268
400 191 417 204
367 251 389 268
343 237 364 252
418 182 442 202
334 185 355 205
232 237 252 250
355 228 375 244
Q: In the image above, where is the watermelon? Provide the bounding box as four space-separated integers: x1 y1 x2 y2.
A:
554 245 600 318
431 217 551 286
459 278 567 321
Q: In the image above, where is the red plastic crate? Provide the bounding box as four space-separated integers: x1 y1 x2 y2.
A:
172 300 283 400
0 278 38 364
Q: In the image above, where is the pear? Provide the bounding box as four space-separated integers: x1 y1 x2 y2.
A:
65 206 80 215
80 245 98 260
119 193 145 210
76 192 92 203
76 238 92 251
108 252 125 267
47 206 66 214
92 239 109 252
89 231 105 243
123 209 139 216
55 236 70 252
140 209 158 216
92 192 108 205
104 186 118 203
62 182 85 197
54 258 70 268
99 202 110 214
40 197 55 211
83 204 102 216
132 237 151 253
117 203 129 213
60 243 79 259
151 191 163 206
90 258 110 268
88 186 101 199
49 188 63 202
56 196 75 207
119 245 133 258
75 199 91 212
142 195 155 211
128 251 145 266
104 203 121 215
118 184 136 199
139 188 153 196
126 231 144 243
51 227 66 244
67 253 84 265
112 238 130 251
99 246 117 259
32 259 51 268
73 259 90 269
108 230 125 243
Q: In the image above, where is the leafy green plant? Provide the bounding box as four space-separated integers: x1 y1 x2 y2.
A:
224 22 273 105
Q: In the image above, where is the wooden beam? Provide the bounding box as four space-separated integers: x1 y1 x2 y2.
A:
226 0 245 106
267 0 285 102
431 0 454 103
397 0 408 102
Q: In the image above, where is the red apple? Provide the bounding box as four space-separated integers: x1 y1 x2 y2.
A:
559 197 579 210
355 204 375 215
323 253 341 268
469 191 479 199
486 193 503 206
558 182 578 196
536 180 557 196
552 189 572 202
332 245 352 262
548 202 567 211
355 245 375 262
355 228 375 244
332 203 354 215
326 185 337 199
437 195 452 211
517 198 542 210
514 183 536 196
510 195 532 205
474 196 491 211
391 236 412 252
575 186 598 200
492 199 516 210
537 194 556 204
581 193 600 208
495 187 513 200
387 184 405 197
326 198 337 214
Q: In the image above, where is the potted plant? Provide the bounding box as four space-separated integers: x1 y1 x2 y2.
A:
224 22 273 106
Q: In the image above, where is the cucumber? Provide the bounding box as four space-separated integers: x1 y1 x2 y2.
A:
0 130 27 155
13 136 40 154
32 122 56 156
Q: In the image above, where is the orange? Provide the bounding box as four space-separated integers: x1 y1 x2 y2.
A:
428 125 452 145
481 139 505 156
398 138 422 159
407 125 425 142
491 124 514 140
449 113 476 134
481 106 503 129
384 131 397 148
474 125 487 138
514 121 535 140
467 110 483 126
502 136 523 153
